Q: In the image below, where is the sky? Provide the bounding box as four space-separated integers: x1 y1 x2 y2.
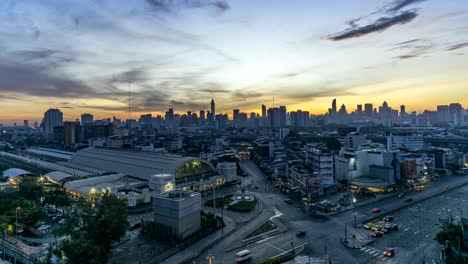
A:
0 0 468 123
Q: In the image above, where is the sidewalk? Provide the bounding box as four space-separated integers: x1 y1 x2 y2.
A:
158 214 236 264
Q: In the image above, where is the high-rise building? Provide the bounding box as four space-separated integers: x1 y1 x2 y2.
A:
210 99 216 121
199 110 205 126
261 104 266 118
81 113 94 124
279 106 287 127
436 105 450 123
267 108 280 128
449 103 463 125
332 99 337 114
233 109 240 123
23 120 29 128
400 105 406 118
357 105 363 114
364 103 373 116
43 108 63 134
64 121 76 147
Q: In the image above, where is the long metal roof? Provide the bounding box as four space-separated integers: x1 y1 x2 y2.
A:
68 147 213 181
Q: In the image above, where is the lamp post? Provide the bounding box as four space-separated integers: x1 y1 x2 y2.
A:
352 197 357 228
15 207 20 241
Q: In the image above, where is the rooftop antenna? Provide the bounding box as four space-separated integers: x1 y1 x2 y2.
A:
128 81 131 137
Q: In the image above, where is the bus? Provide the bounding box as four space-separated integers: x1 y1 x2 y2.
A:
235 250 252 263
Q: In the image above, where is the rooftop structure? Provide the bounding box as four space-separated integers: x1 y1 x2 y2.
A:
68 147 216 182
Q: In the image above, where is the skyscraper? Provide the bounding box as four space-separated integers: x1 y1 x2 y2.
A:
279 106 287 127
81 113 94 124
268 107 280 128
449 103 463 125
357 104 363 114
199 110 205 126
210 99 216 121
364 103 373 116
332 99 337 114
400 105 406 118
43 108 63 134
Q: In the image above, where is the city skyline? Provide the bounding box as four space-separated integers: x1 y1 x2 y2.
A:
1 0 468 123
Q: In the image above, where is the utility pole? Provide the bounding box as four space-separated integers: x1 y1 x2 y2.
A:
291 231 294 253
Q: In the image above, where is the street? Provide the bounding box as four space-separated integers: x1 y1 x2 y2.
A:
194 160 468 264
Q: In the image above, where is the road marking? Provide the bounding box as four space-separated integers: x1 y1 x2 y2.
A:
404 228 410 231
432 259 436 264
414 231 419 235
255 234 279 244
265 242 286 253
364 248 371 253
372 252 380 257
360 247 366 251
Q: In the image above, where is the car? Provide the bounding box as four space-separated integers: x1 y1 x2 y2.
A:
383 248 395 257
383 216 393 222
371 231 384 238
296 230 306 237
38 225 50 231
363 223 375 230
390 224 399 231
371 208 381 213
381 227 392 234
284 199 293 205
404 197 413 202
371 225 383 231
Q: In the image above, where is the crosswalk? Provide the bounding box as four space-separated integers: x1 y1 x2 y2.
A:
359 246 392 262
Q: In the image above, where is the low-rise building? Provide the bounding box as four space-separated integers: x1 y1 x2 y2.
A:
153 190 201 240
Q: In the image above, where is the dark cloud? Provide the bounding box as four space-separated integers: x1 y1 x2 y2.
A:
146 0 230 13
232 91 263 101
327 11 418 41
0 59 96 98
199 88 230 93
386 0 427 13
446 41 468 51
327 0 427 41
387 38 435 59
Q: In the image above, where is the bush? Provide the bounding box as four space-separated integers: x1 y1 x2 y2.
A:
246 221 276 239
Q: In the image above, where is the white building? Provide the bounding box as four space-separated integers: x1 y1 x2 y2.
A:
344 132 366 149
216 162 237 182
43 108 63 134
387 132 424 150
306 147 334 187
154 190 201 240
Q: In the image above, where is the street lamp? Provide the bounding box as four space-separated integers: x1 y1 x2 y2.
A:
15 207 20 241
352 197 357 228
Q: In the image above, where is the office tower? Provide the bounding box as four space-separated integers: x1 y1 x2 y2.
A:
64 121 76 147
268 107 280 128
210 99 216 121
23 120 29 127
436 105 449 123
357 105 363 114
33 121 39 129
139 114 152 125
43 108 63 134
261 104 266 118
199 110 205 126
339 104 347 114
449 103 463 125
332 99 337 114
165 108 175 128
400 105 406 118
261 104 267 127
364 103 373 116
279 106 287 127
233 109 240 123
81 113 94 124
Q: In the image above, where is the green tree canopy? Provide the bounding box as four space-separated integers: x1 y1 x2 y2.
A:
55 191 129 264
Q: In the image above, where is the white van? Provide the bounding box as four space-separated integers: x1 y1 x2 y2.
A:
235 249 252 263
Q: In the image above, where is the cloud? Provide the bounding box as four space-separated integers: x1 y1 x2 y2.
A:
327 11 418 41
385 0 426 13
232 91 263 101
146 0 230 13
327 0 427 41
387 38 435 59
199 88 230 93
446 41 468 51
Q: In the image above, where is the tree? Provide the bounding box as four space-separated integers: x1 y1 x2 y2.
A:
55 191 129 264
43 189 73 210
18 176 43 203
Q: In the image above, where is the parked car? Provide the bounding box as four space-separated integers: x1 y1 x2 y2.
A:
404 197 413 202
371 208 381 213
381 227 392 234
38 225 50 231
383 216 393 222
364 223 375 230
284 199 293 205
371 231 384 238
383 248 395 257
296 230 306 237
390 224 399 231
371 225 383 231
